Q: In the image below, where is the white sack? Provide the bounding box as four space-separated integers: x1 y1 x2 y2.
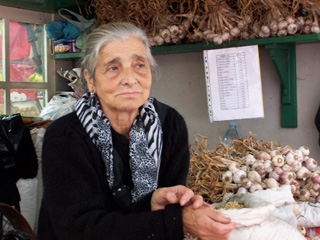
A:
297 202 320 228
213 194 275 228
272 204 298 228
251 185 295 207
17 178 38 230
229 216 306 240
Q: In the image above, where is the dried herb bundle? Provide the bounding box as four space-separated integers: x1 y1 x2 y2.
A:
187 133 280 203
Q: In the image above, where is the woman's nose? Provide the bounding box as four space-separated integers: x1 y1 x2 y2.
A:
121 67 137 86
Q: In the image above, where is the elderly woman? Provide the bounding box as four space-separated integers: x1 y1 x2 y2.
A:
38 22 235 240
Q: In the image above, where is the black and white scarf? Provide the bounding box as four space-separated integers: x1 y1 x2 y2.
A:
76 92 163 202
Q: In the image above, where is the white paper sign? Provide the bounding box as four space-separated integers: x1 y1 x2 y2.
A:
203 45 264 122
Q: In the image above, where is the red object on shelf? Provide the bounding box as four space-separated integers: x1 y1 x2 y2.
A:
306 227 320 237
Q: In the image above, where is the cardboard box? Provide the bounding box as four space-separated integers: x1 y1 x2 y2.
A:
54 39 80 54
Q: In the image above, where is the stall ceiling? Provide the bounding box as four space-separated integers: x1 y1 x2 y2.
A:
0 0 88 14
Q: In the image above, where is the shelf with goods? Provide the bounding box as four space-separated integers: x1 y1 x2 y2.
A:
54 33 320 128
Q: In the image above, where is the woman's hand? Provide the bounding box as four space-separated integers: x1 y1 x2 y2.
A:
182 205 236 240
151 185 206 211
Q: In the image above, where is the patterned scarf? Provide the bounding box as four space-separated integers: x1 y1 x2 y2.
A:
75 92 163 202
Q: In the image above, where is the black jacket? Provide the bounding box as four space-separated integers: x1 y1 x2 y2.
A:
0 125 38 208
38 99 190 240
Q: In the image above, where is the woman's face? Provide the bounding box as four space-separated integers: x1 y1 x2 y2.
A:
85 36 152 115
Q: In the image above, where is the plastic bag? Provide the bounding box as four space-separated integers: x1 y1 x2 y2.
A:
57 68 86 99
58 8 96 32
0 114 25 170
40 93 77 120
45 21 81 42
297 202 320 228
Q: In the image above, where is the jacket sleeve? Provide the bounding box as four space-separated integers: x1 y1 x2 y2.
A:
158 107 190 187
39 127 184 240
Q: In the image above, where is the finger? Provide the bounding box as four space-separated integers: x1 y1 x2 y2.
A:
191 195 204 209
179 188 195 206
166 191 179 204
208 209 233 224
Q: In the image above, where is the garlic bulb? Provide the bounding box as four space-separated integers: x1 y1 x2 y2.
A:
311 172 320 184
280 145 292 155
305 158 318 172
299 146 310 156
237 187 247 194
233 170 247 184
298 189 311 201
269 171 280 181
228 162 240 173
297 166 311 180
294 150 303 162
245 154 256 166
280 171 294 185
272 155 285 167
270 150 281 158
264 160 273 173
241 178 252 189
285 152 298 165
266 178 279 189
258 151 271 160
249 182 263 193
248 171 261 183
293 203 300 215
222 170 233 182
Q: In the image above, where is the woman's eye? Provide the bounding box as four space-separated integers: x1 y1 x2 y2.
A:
108 66 118 71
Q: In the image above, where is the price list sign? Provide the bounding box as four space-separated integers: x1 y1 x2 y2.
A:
203 45 264 122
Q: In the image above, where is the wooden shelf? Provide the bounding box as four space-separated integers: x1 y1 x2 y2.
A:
54 34 320 59
53 33 320 128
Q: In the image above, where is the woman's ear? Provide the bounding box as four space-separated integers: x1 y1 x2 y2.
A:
83 69 94 92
